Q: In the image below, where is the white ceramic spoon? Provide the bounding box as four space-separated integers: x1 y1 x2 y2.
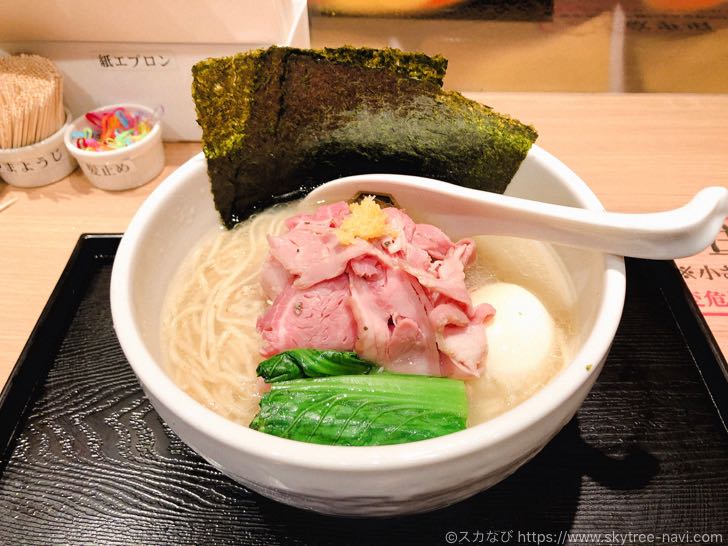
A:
305 173 728 259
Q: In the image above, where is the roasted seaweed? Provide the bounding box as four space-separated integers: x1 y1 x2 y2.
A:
192 46 537 228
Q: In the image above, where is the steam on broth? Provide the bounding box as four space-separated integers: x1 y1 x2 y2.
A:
161 200 575 430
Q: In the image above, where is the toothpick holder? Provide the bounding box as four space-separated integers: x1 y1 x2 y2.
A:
0 109 77 188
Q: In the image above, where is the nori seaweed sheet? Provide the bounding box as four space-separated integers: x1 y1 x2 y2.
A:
192 46 537 228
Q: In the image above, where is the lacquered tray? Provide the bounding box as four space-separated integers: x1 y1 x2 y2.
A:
1 234 727 545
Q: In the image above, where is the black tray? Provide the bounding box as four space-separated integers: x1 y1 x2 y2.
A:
1 234 727 545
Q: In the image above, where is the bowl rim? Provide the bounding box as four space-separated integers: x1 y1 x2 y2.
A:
110 145 626 472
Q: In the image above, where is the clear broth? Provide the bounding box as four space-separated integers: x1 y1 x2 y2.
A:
161 202 575 427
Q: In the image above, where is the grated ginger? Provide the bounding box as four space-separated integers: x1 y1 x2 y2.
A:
335 195 395 245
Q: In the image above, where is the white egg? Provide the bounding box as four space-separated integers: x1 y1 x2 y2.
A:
471 282 556 390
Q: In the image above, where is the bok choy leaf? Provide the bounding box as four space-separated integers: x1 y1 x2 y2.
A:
249 374 467 446
256 349 376 383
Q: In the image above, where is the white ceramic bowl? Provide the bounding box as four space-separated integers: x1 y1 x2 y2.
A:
110 146 626 516
64 103 164 191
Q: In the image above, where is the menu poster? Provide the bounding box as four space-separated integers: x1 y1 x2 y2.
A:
677 221 728 363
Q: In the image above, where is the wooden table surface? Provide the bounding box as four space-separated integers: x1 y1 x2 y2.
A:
1 93 727 391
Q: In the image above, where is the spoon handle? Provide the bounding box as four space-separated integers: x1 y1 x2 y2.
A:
471 186 728 260
307 176 728 259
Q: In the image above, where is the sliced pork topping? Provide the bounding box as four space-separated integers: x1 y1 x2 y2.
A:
267 228 369 288
257 274 357 357
431 301 495 378
284 201 350 231
412 223 453 260
380 207 416 254
257 200 494 378
349 255 381 279
349 266 441 376
260 256 292 301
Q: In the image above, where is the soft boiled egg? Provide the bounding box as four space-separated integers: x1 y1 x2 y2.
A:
471 282 557 391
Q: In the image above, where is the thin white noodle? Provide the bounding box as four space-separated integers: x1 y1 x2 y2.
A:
160 202 303 425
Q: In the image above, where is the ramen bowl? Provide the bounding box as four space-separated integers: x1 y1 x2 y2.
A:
110 145 626 516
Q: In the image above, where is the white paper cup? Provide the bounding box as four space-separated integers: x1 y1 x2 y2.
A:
64 104 164 191
0 109 77 188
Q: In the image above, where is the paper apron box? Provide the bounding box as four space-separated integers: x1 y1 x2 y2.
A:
0 0 309 141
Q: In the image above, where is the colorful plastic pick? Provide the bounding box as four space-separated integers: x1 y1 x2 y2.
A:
71 106 153 152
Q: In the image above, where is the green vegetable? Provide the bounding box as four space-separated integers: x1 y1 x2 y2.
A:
257 349 376 383
250 374 467 446
192 45 537 228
